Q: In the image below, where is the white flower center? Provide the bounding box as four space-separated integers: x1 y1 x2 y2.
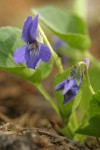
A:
29 41 39 55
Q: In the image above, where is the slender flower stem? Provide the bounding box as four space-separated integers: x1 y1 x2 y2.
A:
38 25 64 73
78 61 95 95
36 84 60 115
85 70 95 95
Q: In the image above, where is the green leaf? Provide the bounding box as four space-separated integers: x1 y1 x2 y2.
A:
77 91 100 137
2 67 42 85
39 57 53 79
76 77 92 121
0 27 42 84
32 6 91 50
89 61 100 91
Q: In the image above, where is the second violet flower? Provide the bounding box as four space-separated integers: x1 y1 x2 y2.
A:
13 15 51 69
55 58 90 104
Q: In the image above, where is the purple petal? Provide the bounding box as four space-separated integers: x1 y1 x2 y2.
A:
84 58 90 69
39 44 51 62
55 80 66 91
13 46 27 64
22 15 38 43
62 77 76 95
25 48 40 69
30 15 39 42
71 86 80 95
64 92 75 104
63 86 80 104
53 36 66 51
22 16 33 43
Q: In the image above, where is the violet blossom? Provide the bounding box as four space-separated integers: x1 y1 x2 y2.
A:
55 59 90 104
55 74 82 104
52 36 67 63
13 15 51 69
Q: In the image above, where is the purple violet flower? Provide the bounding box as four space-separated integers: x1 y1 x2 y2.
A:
55 59 90 104
55 75 82 104
53 36 66 51
52 36 67 64
13 15 51 69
